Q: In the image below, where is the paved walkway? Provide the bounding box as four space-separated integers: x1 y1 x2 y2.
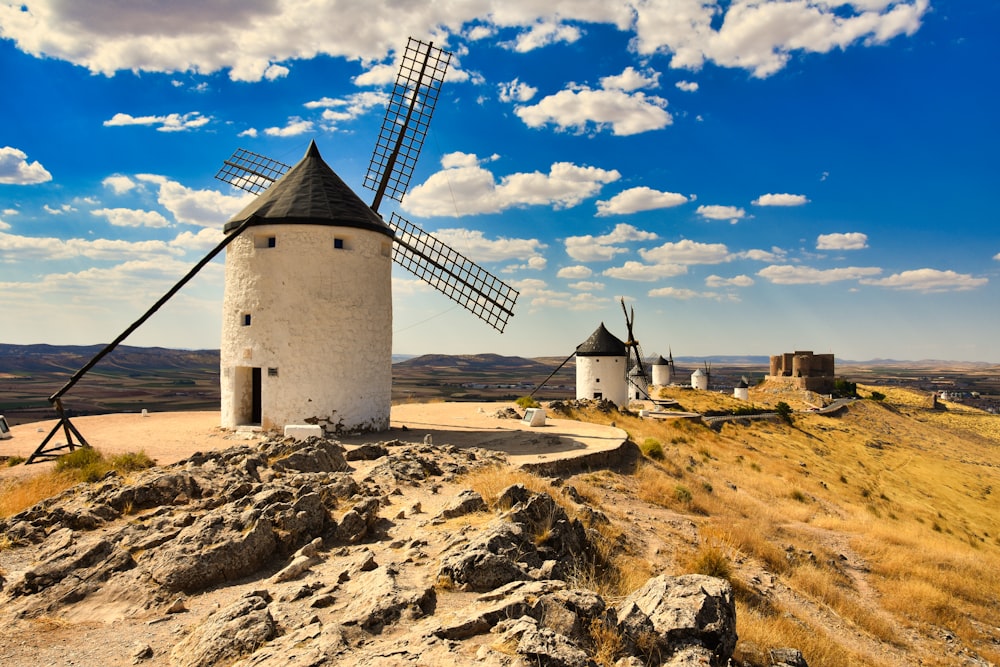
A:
2 402 628 479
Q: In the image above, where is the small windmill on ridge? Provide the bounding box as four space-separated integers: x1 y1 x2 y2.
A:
27 38 518 462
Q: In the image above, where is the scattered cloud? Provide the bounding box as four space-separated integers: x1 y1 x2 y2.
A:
860 268 987 293
44 203 76 215
102 175 137 195
511 277 608 311
706 274 754 287
697 205 745 223
423 228 546 263
103 112 210 132
758 264 882 284
557 266 593 280
648 286 729 301
752 193 809 206
603 260 688 281
0 218 10 231
0 1 929 81
640 239 730 265
404 153 620 217
737 247 787 262
238 128 259 138
596 186 688 216
994 252 1000 261
264 117 314 137
92 207 172 229
502 255 548 272
135 174 253 228
306 91 390 126
564 224 658 262
498 79 538 103
600 66 660 92
569 280 605 291
0 146 52 184
817 232 868 250
675 80 699 92
506 20 582 53
516 86 671 137
0 231 184 263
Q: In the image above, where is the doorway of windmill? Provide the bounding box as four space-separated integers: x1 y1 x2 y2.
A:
232 366 263 426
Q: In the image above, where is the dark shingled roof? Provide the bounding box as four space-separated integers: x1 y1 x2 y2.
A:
224 140 393 238
576 322 626 357
653 355 669 365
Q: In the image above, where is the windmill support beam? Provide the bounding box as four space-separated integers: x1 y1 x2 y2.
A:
26 219 253 464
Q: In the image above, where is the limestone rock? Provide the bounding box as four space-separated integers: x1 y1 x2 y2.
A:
171 592 276 667
436 489 488 519
616 574 736 667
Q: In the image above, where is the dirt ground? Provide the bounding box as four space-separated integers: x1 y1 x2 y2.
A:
1 402 626 481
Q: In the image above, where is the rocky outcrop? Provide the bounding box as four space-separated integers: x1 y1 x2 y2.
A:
0 436 757 667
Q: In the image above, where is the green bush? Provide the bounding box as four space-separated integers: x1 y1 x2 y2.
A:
690 545 732 580
4 456 26 467
775 401 793 424
640 438 665 460
673 485 693 505
869 391 886 401
110 450 156 472
55 447 156 483
515 395 541 409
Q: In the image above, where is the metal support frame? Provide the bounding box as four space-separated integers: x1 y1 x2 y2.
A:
25 219 252 464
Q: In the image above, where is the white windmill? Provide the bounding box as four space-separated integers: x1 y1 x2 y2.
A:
214 38 519 435
27 39 519 463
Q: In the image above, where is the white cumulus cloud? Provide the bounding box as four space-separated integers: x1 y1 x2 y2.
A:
859 268 987 293
640 239 730 265
0 146 52 184
92 207 172 229
102 175 137 195
405 153 620 217
516 87 671 137
136 174 254 228
696 205 746 223
557 266 593 280
498 78 538 103
752 193 809 206
706 274 754 287
104 112 210 132
817 232 868 250
596 187 689 216
758 264 882 284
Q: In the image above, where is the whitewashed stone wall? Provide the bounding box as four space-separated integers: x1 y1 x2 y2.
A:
221 224 392 434
576 355 628 407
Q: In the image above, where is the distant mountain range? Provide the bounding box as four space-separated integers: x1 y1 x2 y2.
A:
0 344 994 376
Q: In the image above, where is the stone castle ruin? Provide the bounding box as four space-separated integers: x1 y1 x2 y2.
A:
767 350 835 393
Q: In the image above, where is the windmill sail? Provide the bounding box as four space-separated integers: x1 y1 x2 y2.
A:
365 38 451 212
215 38 518 333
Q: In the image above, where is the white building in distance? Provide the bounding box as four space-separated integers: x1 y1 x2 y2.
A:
575 323 628 407
652 351 676 386
220 141 393 435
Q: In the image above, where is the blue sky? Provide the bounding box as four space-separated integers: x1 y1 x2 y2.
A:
1 0 997 363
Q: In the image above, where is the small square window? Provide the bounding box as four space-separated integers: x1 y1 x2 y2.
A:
334 238 344 249
267 367 278 377
267 236 276 248
242 313 252 326
595 378 600 383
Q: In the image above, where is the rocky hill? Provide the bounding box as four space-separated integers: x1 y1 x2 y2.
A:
1 387 999 666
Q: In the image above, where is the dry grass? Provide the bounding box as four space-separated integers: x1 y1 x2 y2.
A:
0 448 157 519
563 386 1000 667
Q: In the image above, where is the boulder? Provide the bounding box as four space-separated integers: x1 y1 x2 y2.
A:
617 574 736 667
171 591 276 667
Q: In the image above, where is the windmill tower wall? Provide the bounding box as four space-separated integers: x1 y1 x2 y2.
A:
220 224 392 434
576 356 628 407
575 322 628 407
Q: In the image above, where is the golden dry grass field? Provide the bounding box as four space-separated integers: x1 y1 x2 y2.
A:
552 384 1000 666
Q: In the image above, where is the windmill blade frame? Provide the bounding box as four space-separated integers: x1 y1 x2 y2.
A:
214 37 518 333
389 213 517 332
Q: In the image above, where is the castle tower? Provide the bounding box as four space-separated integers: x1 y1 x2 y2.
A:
575 322 628 407
220 141 393 435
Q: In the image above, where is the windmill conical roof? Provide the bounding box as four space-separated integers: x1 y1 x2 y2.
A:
224 140 393 237
653 355 669 365
576 322 626 357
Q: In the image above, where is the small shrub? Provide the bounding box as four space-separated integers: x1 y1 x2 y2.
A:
688 545 732 580
789 489 808 503
110 450 156 472
869 391 886 401
515 395 541 409
640 438 665 460
5 456 26 467
775 402 793 425
674 485 693 505
55 447 103 472
588 618 625 666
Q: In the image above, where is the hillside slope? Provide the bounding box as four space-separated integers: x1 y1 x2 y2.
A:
0 385 998 666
